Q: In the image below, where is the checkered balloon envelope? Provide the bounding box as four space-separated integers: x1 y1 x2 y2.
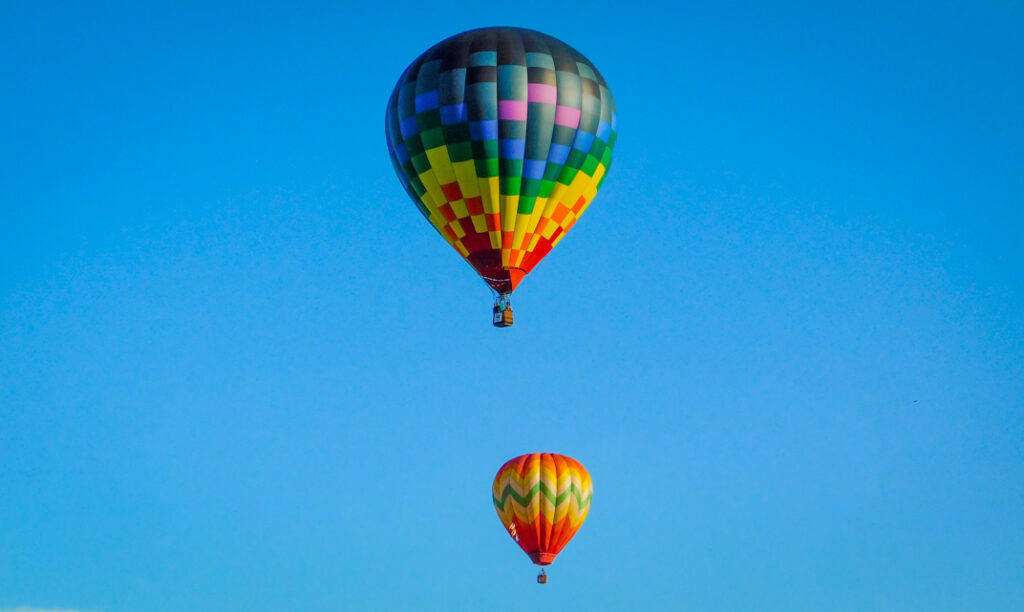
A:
385 27 617 298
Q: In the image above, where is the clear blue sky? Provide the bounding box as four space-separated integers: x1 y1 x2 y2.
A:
2 1 1022 610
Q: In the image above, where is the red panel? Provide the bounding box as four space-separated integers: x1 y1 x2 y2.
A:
440 182 463 201
438 203 456 222
521 239 552 273
460 221 490 253
465 196 484 216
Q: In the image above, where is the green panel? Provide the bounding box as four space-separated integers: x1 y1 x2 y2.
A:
520 177 542 198
442 122 471 144
448 141 474 162
404 134 424 156
411 152 430 174
409 175 426 196
500 176 522 195
420 127 446 150
565 149 587 170
499 158 523 178
517 195 537 214
481 140 499 159
474 156 499 177
416 110 442 131
551 125 576 147
542 164 562 182
558 165 579 185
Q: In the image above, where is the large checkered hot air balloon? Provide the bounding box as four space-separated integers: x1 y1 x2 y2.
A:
385 27 617 327
492 453 592 583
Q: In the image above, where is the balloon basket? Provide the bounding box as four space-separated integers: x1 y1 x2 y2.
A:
492 295 513 327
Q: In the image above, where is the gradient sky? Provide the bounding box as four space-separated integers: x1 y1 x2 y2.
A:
2 1 1022 610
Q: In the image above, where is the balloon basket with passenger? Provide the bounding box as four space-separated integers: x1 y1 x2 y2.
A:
492 295 514 328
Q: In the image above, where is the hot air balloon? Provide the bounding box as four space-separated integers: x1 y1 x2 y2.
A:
492 453 592 582
385 27 618 327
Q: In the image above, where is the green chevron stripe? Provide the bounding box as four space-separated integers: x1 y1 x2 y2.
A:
494 482 592 512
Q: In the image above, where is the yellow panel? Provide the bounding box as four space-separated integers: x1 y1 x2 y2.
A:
452 160 481 198
424 146 456 185
500 195 518 232
500 194 519 267
418 169 447 211
542 218 561 239
558 171 601 230
479 176 500 214
428 212 448 234
567 165 605 228
531 176 577 243
520 195 550 241
450 198 469 218
475 175 501 249
448 219 466 239
528 165 605 246
417 191 449 238
470 214 487 233
511 212 531 251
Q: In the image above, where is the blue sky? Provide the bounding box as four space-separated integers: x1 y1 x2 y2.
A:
2 1 1022 610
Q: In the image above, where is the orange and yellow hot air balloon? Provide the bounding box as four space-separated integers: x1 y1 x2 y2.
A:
492 453 592 582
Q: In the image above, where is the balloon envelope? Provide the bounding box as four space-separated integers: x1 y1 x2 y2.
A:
385 27 617 294
492 453 593 565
